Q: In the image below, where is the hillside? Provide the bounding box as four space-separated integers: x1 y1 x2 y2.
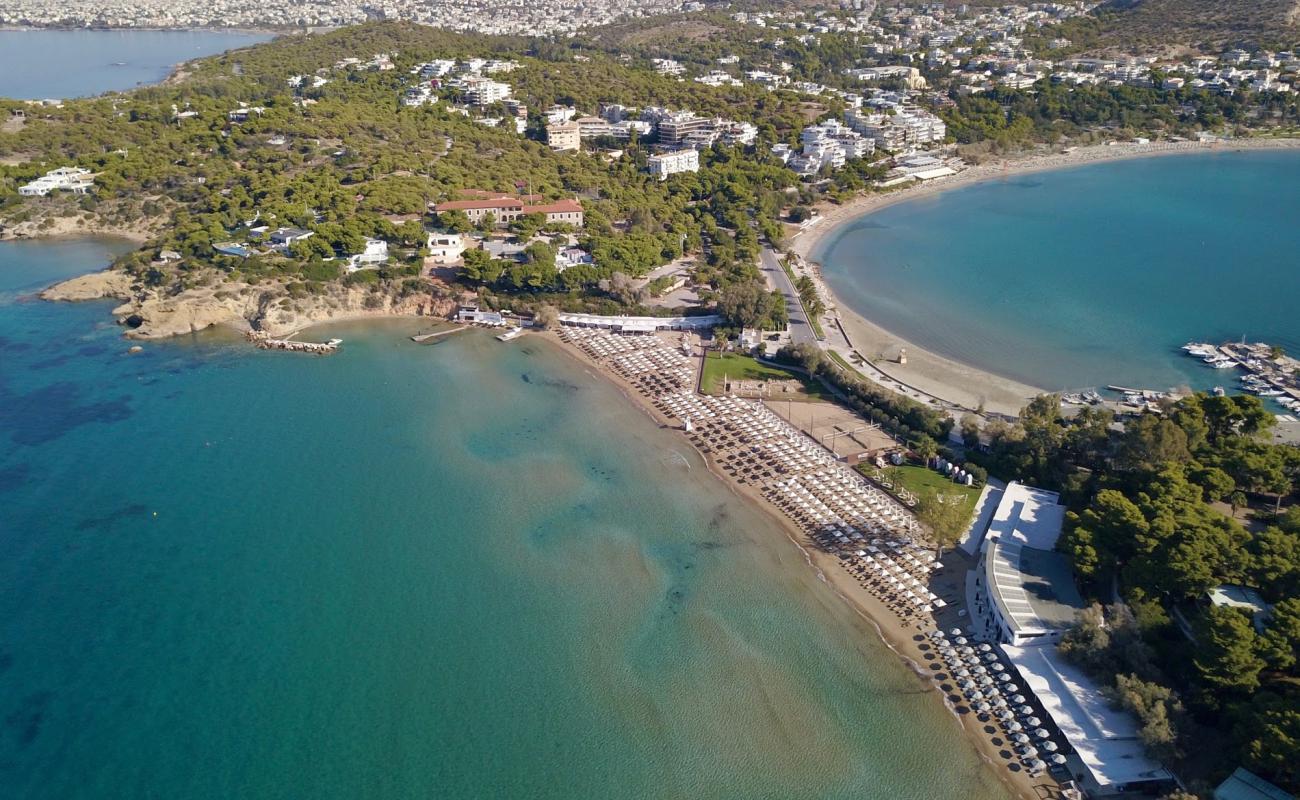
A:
1095 0 1300 52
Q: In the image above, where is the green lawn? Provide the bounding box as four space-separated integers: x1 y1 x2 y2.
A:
827 350 868 380
859 463 981 506
700 351 830 400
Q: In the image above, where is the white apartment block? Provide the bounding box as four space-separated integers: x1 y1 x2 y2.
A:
460 77 512 107
647 149 700 180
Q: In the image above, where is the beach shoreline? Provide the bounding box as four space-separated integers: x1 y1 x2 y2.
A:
790 137 1300 417
542 329 1050 800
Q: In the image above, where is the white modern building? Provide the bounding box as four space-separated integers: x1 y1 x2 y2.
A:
788 120 873 177
346 238 389 271
426 232 466 265
1002 644 1176 798
557 313 721 332
647 149 700 179
19 166 94 197
460 77 512 107
968 482 1078 646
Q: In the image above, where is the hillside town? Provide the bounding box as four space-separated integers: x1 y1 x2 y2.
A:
4 9 1300 800
0 0 702 34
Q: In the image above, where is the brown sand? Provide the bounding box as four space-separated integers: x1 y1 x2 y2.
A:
790 137 1300 417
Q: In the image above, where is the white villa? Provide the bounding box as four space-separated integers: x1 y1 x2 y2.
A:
346 238 389 271
426 232 466 265
19 167 94 197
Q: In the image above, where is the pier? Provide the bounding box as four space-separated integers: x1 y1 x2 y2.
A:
411 327 467 343
246 330 341 354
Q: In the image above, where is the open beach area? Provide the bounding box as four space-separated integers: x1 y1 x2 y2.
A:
790 137 1300 417
549 326 1066 800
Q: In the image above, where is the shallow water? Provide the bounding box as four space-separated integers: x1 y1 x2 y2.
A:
0 240 1011 799
0 29 273 99
816 151 1300 394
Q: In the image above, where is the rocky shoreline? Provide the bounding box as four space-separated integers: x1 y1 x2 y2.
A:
39 268 455 339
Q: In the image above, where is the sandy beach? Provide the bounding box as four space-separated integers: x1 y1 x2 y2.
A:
789 137 1300 418
544 330 1057 800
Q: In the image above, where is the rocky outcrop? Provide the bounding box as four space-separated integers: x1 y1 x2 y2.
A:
41 268 458 339
40 270 135 302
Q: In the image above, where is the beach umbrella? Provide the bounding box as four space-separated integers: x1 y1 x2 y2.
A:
977 675 994 686
992 697 1008 708
1029 759 1047 772
997 710 1014 721
949 627 963 637
978 643 992 652
1025 716 1042 727
1011 695 1027 705
1017 705 1034 715
1005 721 1023 733
957 679 974 690
1019 745 1039 758
976 701 991 713
1034 729 1051 739
1004 683 1019 692
1050 754 1067 766
983 653 999 663
1041 741 1059 753
972 665 988 675
1011 733 1030 745
966 690 984 701
954 637 968 645
956 668 971 678
997 673 1012 683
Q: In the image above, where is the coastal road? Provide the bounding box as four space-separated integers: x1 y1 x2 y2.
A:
759 246 817 347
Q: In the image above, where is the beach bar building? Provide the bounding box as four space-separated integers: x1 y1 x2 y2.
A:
967 482 1083 646
556 312 722 333
1001 644 1176 798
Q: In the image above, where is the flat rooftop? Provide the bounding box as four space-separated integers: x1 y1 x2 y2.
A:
986 541 1084 636
985 481 1067 551
1002 644 1172 790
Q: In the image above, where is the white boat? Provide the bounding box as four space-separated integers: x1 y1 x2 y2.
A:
1257 389 1286 397
1205 357 1237 369
1182 342 1217 357
496 326 524 342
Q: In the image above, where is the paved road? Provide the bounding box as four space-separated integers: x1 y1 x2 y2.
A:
758 246 817 346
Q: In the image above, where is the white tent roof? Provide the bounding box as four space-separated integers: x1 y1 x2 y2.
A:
1001 644 1172 790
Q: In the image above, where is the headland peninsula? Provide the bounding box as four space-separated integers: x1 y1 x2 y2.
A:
5 7 1300 800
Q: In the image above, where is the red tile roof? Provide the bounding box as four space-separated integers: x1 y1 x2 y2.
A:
435 198 525 211
525 199 583 214
434 195 583 215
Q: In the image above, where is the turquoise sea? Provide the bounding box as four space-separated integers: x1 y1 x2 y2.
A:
0 240 1011 799
0 29 273 99
815 150 1300 394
